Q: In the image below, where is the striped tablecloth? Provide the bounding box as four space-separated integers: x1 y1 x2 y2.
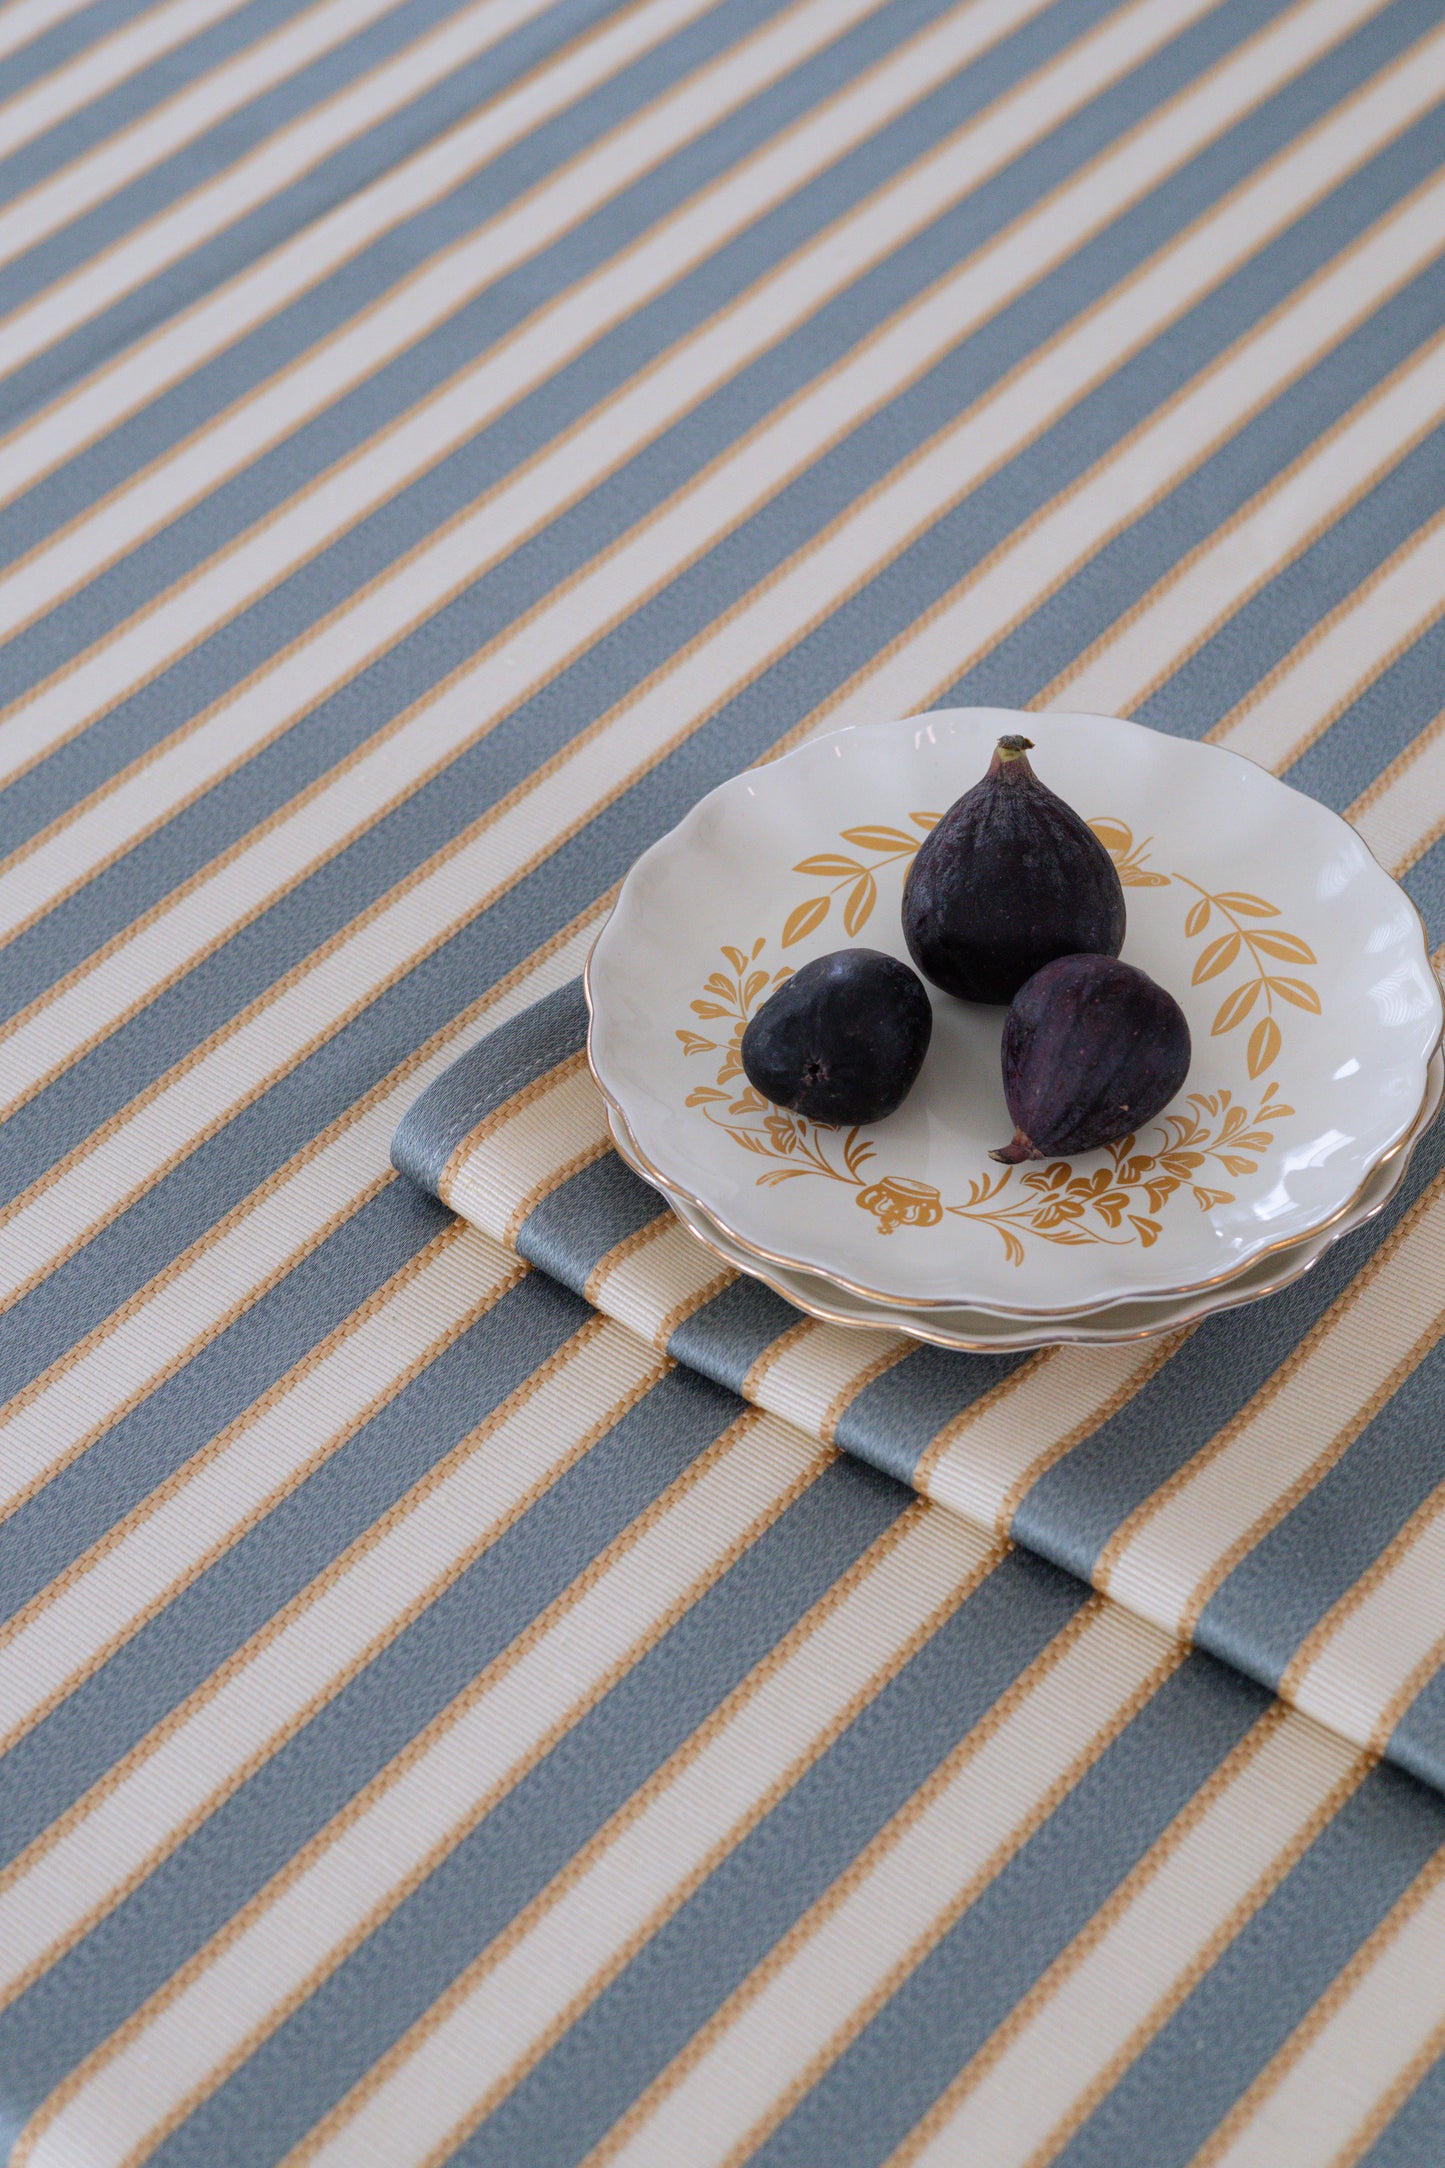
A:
3 0 1445 2161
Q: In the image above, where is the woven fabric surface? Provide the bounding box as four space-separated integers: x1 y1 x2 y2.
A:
5 0 1445 2159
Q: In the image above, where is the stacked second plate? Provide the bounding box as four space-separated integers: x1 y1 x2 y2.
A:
587 711 1443 1352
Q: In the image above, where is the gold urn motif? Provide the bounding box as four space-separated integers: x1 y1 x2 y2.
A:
856 1175 944 1235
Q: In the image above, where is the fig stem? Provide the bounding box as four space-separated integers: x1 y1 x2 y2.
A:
988 733 1035 776
990 1130 1037 1165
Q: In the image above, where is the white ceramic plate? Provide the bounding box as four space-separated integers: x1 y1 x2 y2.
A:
606 1049 1442 1351
588 710 1442 1318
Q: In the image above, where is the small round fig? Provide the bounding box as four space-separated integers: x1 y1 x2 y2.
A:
903 735 1125 1003
742 949 932 1126
992 953 1190 1164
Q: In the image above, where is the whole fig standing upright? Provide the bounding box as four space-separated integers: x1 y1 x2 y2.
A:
902 734 1125 1003
992 953 1191 1163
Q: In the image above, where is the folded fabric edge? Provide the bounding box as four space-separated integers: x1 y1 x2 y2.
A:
390 978 1444 1802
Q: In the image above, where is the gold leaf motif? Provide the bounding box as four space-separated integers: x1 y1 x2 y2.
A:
1248 1015 1282 1077
838 826 919 852
1193 932 1242 983
1185 897 1211 938
1250 930 1317 965
843 872 877 937
794 854 865 877
1268 976 1322 1014
1212 980 1260 1035
782 895 830 946
1213 892 1280 917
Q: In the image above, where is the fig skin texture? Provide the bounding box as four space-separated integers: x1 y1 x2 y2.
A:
902 735 1125 1003
992 953 1191 1164
742 948 932 1126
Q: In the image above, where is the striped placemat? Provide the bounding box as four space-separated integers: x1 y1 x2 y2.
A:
5 0 1445 2156
393 968 1445 1793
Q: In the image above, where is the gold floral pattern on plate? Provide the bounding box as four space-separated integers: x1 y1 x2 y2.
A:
674 816 1301 1262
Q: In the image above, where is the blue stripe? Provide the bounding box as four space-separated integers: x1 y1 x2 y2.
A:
0 1175 454 1622
0 0 352 212
0 0 174 110
1010 1112 1445 1585
0 0 636 566
1357 2029 1445 2164
0 0 779 430
0 1351 762 2115
0 1265 585 1860
1198 1332 1445 1733
0 0 487 314
0 0 1119 860
1285 608 1445 812
455 1589 1204 2168
666 1271 805 1390
0 2 1417 1221
391 979 590 1193
517 1153 670 1295
146 1455 910 2168
749 1654 1266 2168
1135 417 1445 742
837 1341 1030 1486
1055 1761 1445 2168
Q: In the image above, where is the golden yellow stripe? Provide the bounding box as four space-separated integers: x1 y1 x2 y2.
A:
589 1597 1178 2168
0 890 606 1534
288 1498 967 2168
1091 1166 1445 1607
0 0 1347 1095
436 1047 591 1203
1013 1735 1369 2165
1188 1839 1445 2168
818 1337 915 1448
0 1313 654 2005
1037 306 1445 713
1205 497 1445 760
795 140 1445 740
12 1407 818 2168
0 1220 511 1746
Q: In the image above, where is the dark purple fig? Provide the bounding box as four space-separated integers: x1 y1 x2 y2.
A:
992 953 1190 1164
902 735 1125 1003
742 949 932 1126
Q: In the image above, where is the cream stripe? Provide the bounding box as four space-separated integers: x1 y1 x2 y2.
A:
1350 698 1445 872
0 906 601 1520
0 0 121 71
0 0 410 280
0 1314 665 1999
444 1060 610 1235
1202 1850 1445 2168
0 1221 520 1756
0 0 1395 1051
0 0 735 514
584 1214 734 1348
1286 1482 1445 1753
787 122 1445 746
0 0 999 669
1099 1182 1445 1640
0 0 1157 929
918 1338 1185 1534
0 0 255 163
896 1713 1359 2167
16 1412 823 2168
290 1503 987 2168
1042 341 1445 720
587 1602 1175 2168
1211 502 1445 772
0 3 1417 1304
740 1318 911 1441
